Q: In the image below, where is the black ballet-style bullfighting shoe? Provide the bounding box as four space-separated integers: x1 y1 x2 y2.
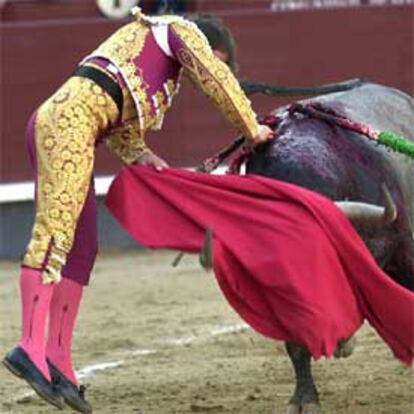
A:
2 346 64 409
47 360 93 414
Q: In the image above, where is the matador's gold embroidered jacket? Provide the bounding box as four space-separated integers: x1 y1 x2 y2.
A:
83 11 260 164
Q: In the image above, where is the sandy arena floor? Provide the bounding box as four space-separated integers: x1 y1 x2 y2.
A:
0 250 413 414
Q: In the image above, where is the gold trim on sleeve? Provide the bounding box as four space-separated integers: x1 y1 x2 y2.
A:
170 22 259 140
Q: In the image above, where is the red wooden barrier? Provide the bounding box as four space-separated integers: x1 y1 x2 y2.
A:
1 2 413 182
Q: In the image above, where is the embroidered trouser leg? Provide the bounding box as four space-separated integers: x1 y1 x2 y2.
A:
22 77 119 283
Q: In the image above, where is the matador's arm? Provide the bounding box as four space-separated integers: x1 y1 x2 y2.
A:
168 21 259 141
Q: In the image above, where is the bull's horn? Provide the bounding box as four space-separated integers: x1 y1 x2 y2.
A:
335 186 397 226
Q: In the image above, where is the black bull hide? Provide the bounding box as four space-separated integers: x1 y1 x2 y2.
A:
246 83 414 291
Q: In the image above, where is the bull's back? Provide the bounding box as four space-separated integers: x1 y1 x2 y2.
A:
248 82 413 209
317 83 413 140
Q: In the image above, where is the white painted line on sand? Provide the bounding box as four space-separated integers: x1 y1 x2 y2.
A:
131 349 157 357
77 360 125 380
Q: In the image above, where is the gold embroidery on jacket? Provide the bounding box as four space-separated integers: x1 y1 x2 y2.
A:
84 21 152 133
170 22 258 140
23 77 119 283
82 20 184 162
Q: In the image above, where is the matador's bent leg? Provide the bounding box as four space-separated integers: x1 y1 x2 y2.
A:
23 76 119 283
46 178 98 397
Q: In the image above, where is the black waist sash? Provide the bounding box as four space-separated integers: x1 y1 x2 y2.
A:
72 65 123 114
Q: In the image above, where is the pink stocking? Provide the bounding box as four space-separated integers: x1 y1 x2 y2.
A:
18 267 54 381
46 277 83 385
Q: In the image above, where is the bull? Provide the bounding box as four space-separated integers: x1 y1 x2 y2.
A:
106 79 413 413
241 82 414 414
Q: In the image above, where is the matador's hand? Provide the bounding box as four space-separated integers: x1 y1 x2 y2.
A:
251 124 276 144
135 150 169 171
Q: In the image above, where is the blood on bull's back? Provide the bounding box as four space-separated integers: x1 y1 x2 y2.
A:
246 83 414 290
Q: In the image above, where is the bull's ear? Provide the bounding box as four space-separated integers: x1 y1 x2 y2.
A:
199 227 214 271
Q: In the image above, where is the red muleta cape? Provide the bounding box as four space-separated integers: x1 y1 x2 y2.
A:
106 165 414 365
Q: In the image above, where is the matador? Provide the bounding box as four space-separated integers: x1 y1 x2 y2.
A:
3 9 274 414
